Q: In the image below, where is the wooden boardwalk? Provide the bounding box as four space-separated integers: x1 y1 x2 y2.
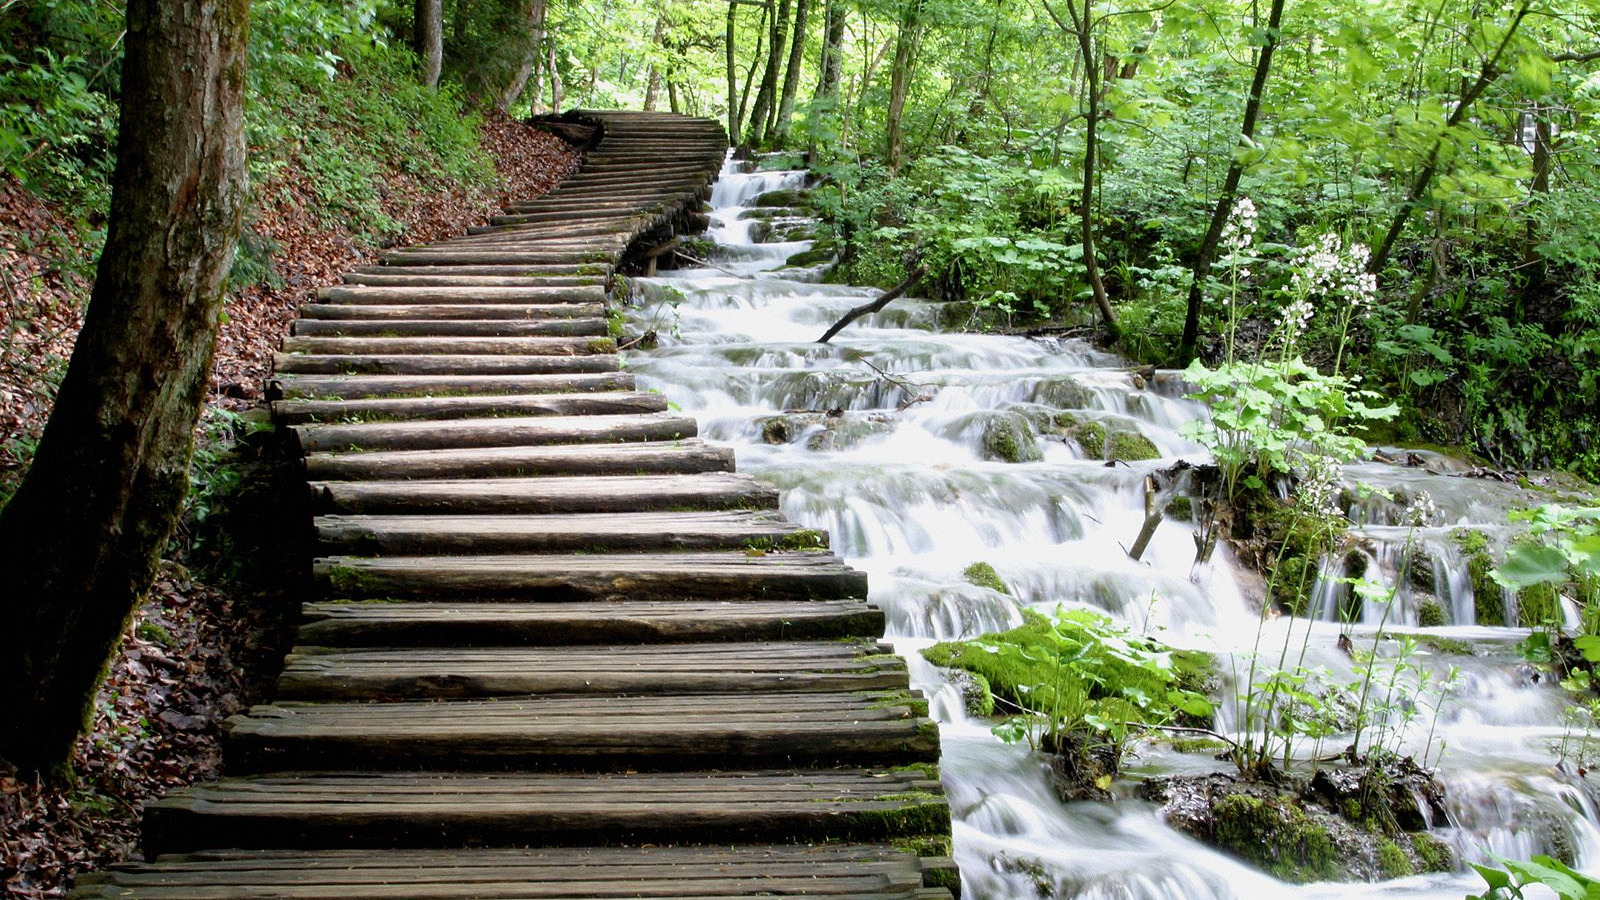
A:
74 111 956 899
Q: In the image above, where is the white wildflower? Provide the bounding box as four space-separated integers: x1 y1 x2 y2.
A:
1403 491 1438 528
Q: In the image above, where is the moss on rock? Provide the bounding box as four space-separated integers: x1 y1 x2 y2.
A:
962 561 1008 594
1108 431 1160 461
1211 794 1342 883
980 412 1043 463
1416 599 1447 628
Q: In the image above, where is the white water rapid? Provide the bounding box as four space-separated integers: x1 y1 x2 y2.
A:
623 156 1600 900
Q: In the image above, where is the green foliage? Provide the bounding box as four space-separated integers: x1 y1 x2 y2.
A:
961 562 1007 594
1211 793 1341 883
1182 357 1397 501
1468 855 1600 900
921 608 1212 772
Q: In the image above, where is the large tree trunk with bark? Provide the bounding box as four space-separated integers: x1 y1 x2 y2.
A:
497 0 549 113
0 0 248 774
644 16 667 111
1176 0 1286 364
414 0 443 88
773 0 811 141
884 0 924 172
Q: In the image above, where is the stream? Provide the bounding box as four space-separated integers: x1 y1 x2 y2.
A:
623 158 1600 900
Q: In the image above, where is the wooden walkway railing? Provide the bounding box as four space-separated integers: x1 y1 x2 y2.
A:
71 110 957 900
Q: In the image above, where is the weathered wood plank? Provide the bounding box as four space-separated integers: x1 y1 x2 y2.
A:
146 768 946 852
293 414 697 454
270 372 633 401
318 285 606 304
309 472 772 515
272 353 620 377
276 640 903 700
303 440 731 480
290 318 608 338
295 599 884 646
279 336 615 357
311 549 864 601
273 392 665 425
313 510 812 555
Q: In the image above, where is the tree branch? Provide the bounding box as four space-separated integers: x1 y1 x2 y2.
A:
816 266 927 344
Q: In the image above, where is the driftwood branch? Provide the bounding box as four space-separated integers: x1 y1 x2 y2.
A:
816 265 927 344
1128 475 1164 561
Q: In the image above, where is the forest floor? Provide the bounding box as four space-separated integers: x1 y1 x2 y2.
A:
0 112 580 900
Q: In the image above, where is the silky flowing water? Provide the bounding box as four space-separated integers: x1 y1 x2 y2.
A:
624 159 1600 899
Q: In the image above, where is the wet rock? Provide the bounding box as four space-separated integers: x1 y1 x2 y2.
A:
756 411 895 451
980 412 1043 463
1142 764 1453 884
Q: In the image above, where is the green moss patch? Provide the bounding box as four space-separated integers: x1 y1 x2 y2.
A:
962 562 1007 594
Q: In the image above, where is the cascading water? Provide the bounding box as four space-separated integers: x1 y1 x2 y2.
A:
624 155 1600 899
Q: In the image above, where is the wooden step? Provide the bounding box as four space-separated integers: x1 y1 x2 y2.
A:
273 392 664 425
315 510 816 555
350 264 610 278
272 353 620 377
297 303 608 323
291 317 607 337
383 250 610 266
304 440 731 480
311 550 863 601
222 693 937 772
73 845 951 900
319 285 606 304
277 640 904 700
293 413 695 454
342 272 606 288
145 769 946 853
271 372 633 401
309 472 771 514
279 336 615 357
296 599 884 647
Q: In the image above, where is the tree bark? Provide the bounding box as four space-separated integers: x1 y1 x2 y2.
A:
726 0 742 141
1176 0 1287 364
746 0 791 147
414 0 443 89
884 0 924 172
773 0 812 141
0 0 248 774
497 0 549 113
815 0 845 102
644 15 667 111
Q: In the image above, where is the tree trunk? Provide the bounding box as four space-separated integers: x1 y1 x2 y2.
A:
0 0 248 775
497 0 550 113
737 5 770 145
773 0 811 141
644 16 667 111
746 0 791 147
1176 0 1287 364
548 42 564 110
414 0 443 88
884 0 924 172
1366 3 1530 275
1044 0 1119 338
815 0 845 101
726 0 742 141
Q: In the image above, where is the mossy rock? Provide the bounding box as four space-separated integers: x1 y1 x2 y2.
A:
1107 431 1160 461
1517 581 1562 626
1165 495 1194 522
1211 794 1344 883
1072 421 1108 458
1271 555 1317 616
962 561 1008 594
1375 838 1415 878
1416 599 1447 628
784 246 836 268
752 187 814 208
980 412 1043 463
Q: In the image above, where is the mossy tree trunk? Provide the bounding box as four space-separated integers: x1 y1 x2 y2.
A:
0 0 248 775
884 0 924 172
772 0 811 142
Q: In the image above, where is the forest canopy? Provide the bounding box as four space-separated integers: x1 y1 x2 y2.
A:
4 0 1600 475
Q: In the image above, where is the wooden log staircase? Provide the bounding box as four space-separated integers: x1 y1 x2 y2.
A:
71 111 957 900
